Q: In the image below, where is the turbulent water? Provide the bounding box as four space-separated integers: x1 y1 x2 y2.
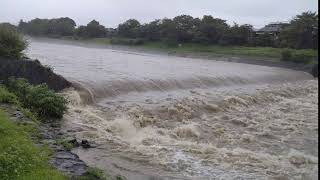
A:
27 38 318 180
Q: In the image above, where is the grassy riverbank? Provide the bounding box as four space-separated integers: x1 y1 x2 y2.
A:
0 87 66 180
0 111 67 180
62 37 318 61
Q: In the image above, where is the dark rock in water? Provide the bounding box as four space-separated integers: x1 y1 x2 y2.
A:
311 64 318 77
52 151 88 176
68 138 80 147
14 110 24 119
0 57 71 91
81 140 91 149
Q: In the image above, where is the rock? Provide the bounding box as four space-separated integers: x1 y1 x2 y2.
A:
311 64 318 77
81 139 91 149
52 151 88 176
14 111 24 119
68 138 80 147
0 57 71 91
230 119 248 127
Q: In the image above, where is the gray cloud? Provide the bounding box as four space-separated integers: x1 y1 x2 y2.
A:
0 0 318 28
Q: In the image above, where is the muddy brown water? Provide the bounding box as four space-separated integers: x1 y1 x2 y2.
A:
27 38 318 180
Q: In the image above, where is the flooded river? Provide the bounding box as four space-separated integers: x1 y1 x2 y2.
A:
27 38 318 180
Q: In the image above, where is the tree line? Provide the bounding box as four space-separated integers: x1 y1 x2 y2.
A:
12 11 319 49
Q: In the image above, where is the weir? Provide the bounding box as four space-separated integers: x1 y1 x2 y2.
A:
27 39 318 180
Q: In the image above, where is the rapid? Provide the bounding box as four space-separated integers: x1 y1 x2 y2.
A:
27 38 318 180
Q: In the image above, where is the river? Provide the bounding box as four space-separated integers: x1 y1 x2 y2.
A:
27 38 318 180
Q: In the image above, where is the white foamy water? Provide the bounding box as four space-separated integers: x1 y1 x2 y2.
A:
27 38 318 180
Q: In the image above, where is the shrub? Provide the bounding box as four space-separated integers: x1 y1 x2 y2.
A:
110 38 144 45
280 50 292 61
0 86 18 104
281 50 313 64
0 26 28 59
5 78 67 119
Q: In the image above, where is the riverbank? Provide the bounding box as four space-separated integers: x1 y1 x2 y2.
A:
0 56 111 179
0 84 111 180
29 36 318 76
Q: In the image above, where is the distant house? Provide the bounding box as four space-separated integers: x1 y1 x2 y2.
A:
255 22 289 36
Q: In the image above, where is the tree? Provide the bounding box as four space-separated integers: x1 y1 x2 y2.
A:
172 15 196 42
48 17 76 36
18 17 76 37
253 33 276 47
117 19 141 38
140 20 161 40
220 23 254 46
75 25 88 37
194 15 228 44
86 20 106 38
279 11 318 49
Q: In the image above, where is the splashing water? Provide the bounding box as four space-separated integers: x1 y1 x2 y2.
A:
28 39 318 179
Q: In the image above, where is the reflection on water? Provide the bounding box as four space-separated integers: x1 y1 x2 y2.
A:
27 38 318 180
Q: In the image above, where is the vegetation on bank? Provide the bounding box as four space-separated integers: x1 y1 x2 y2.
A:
0 25 28 59
0 27 110 180
62 37 318 64
4 78 67 119
0 95 66 180
11 11 318 63
15 11 318 50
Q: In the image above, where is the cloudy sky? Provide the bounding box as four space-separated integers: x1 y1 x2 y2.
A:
0 0 318 28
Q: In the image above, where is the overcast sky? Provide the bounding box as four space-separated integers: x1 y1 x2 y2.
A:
0 0 318 28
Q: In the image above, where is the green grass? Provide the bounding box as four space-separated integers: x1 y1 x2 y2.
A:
65 37 318 60
141 41 318 59
0 109 66 180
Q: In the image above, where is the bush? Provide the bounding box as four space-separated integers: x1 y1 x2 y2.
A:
5 78 67 119
0 26 28 59
110 38 144 45
0 86 18 104
280 50 292 61
281 50 313 64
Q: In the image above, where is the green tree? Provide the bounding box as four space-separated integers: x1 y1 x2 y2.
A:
0 26 28 59
279 11 318 49
140 20 162 40
117 19 141 38
86 20 106 38
253 33 276 47
172 15 196 42
220 23 254 46
194 15 228 44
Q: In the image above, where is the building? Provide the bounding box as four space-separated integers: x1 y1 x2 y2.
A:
255 22 289 36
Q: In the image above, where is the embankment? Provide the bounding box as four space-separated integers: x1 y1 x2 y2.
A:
0 57 71 91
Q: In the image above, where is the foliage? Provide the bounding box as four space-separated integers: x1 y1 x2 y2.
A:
19 18 76 37
253 33 276 47
0 110 66 180
76 167 109 180
74 20 107 38
5 78 67 119
0 86 18 104
141 41 318 58
0 26 28 59
110 38 144 45
279 11 318 49
280 49 314 64
0 23 18 31
19 11 318 50
118 19 141 38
